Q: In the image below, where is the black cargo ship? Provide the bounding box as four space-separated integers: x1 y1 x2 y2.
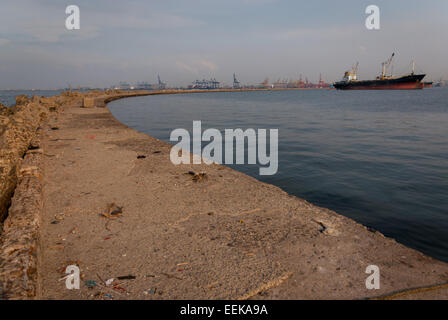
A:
334 54 426 90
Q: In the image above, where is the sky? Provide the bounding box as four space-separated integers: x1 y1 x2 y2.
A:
0 0 447 89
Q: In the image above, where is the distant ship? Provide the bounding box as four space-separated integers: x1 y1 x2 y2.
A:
434 79 447 88
334 53 426 90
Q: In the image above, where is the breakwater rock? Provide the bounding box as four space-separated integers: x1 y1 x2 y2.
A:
0 96 49 222
0 94 63 298
0 90 142 299
0 92 85 298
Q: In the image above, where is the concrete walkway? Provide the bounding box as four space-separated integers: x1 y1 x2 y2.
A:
37 95 448 299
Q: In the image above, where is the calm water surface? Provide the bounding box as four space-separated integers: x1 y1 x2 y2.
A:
0 90 64 106
109 88 448 262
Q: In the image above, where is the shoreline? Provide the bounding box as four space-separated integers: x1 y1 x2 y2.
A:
0 90 447 299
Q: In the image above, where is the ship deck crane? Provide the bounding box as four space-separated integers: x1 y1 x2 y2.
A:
352 62 359 75
381 53 395 79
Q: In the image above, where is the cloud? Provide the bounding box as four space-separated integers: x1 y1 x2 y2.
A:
271 25 359 41
0 2 203 45
99 13 204 30
0 1 100 44
176 61 198 74
176 59 218 75
198 60 218 72
19 25 100 43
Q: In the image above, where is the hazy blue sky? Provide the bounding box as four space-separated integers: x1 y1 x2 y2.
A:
1 0 447 89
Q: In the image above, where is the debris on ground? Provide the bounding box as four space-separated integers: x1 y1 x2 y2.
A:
87 291 101 299
57 261 81 274
161 272 182 280
144 288 157 295
176 262 189 266
49 244 64 250
101 203 123 218
105 278 114 286
104 293 113 299
85 280 97 289
117 275 136 280
54 214 65 221
112 284 127 293
28 143 40 150
186 171 208 182
49 138 76 141
137 155 146 159
193 172 207 182
94 274 126 296
70 226 78 234
153 151 161 154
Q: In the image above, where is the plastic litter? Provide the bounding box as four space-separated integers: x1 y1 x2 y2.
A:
144 288 156 295
85 280 97 289
105 278 114 286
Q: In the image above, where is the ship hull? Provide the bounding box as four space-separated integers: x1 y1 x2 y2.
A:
334 74 426 90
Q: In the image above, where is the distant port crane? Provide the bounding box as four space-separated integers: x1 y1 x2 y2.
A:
190 78 220 89
157 75 166 90
233 73 241 89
